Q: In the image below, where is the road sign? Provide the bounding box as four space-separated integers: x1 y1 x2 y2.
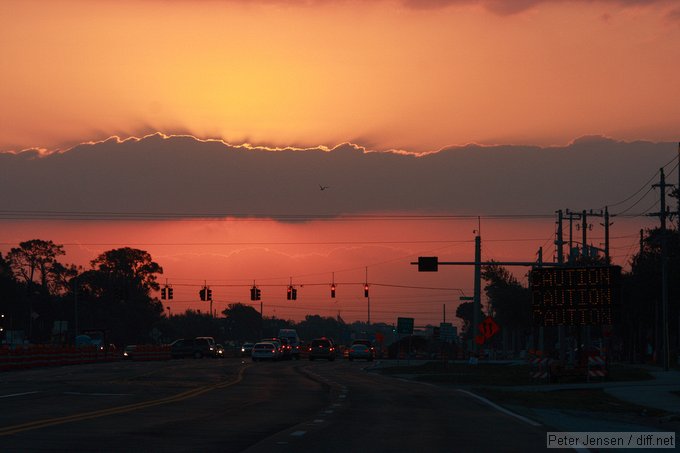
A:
478 316 499 339
530 266 622 326
397 317 414 335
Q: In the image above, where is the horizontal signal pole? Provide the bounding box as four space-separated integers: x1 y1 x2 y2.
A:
411 260 562 268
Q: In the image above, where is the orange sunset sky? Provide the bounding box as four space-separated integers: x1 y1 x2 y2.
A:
1 0 679 326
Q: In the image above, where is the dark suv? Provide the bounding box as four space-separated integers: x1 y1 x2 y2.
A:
309 338 336 361
170 338 215 358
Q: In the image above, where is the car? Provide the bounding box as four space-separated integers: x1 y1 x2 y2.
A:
278 329 301 360
251 342 279 361
348 344 373 361
261 338 285 359
170 338 215 358
279 338 293 360
309 338 336 361
122 344 137 360
351 339 376 358
240 342 255 357
215 344 225 358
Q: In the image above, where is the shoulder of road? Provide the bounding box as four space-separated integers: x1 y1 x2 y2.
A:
366 360 680 435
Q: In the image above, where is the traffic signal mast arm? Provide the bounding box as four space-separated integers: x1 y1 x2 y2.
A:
413 259 563 268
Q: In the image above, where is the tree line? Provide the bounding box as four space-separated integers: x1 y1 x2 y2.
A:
0 240 395 347
1 228 677 362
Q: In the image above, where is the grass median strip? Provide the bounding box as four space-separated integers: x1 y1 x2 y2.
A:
472 387 668 416
376 361 654 386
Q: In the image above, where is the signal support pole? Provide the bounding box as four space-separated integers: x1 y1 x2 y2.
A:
473 235 481 356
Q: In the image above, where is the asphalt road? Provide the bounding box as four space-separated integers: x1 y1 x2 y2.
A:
0 358 562 452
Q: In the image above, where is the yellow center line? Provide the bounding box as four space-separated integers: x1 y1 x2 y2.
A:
0 364 250 436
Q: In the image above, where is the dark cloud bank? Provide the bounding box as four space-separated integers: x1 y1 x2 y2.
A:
0 134 676 219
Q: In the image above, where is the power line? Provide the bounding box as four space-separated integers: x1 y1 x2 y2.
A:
603 153 679 211
0 209 557 221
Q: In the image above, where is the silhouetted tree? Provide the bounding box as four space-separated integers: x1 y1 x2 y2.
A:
7 239 65 293
6 239 67 341
0 253 20 339
456 302 483 341
77 247 164 345
223 303 262 342
482 263 532 353
624 227 679 362
297 315 346 343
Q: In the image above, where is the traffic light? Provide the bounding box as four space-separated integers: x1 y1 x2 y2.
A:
291 288 297 300
207 288 212 300
251 286 261 301
417 256 439 272
199 288 206 301
161 287 167 300
168 287 174 300
331 284 336 298
287 286 293 300
256 288 261 300
364 283 369 298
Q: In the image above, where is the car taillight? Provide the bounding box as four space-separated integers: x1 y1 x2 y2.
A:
271 349 276 353
330 347 335 351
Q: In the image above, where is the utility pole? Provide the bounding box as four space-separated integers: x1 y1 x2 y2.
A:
556 210 566 362
565 210 581 262
537 247 544 355
366 267 371 325
582 210 589 258
555 210 564 264
648 168 673 371
603 207 612 263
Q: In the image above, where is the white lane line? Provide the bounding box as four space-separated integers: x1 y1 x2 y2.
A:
325 410 334 414
290 431 306 437
0 391 40 399
313 419 324 423
338 394 346 398
456 389 541 427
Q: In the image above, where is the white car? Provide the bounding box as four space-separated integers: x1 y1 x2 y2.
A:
251 342 279 361
348 344 373 361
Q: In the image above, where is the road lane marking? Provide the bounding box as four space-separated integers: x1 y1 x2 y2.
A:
0 391 40 399
63 392 131 397
0 364 250 436
313 419 324 423
290 431 306 437
456 389 542 427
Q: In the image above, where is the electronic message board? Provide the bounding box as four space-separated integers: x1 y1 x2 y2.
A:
530 266 621 326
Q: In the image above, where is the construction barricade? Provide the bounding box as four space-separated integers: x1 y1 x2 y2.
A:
529 353 551 381
587 354 607 381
